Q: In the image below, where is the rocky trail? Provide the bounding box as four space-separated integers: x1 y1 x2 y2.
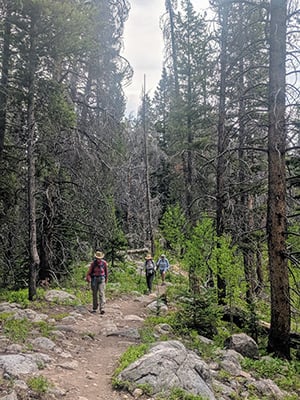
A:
40 293 156 400
0 288 165 400
1 282 298 400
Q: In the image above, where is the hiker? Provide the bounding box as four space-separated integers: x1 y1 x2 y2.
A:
144 254 156 293
156 254 170 285
86 251 108 314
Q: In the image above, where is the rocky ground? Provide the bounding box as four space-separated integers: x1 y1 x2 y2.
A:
42 294 152 400
0 289 163 400
1 283 298 400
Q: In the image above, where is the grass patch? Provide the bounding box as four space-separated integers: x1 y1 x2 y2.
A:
112 343 150 391
242 357 300 393
114 343 149 377
156 387 209 400
0 289 30 308
33 320 54 338
27 375 52 393
3 317 31 342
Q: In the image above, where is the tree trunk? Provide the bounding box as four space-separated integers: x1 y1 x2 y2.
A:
0 2 11 157
267 0 290 359
216 0 230 304
166 0 179 97
27 10 40 301
143 77 154 255
237 1 256 304
185 8 193 222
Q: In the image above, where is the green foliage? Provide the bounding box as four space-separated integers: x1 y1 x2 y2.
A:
70 263 89 286
287 223 300 330
139 326 157 343
135 383 153 395
43 82 76 130
156 387 208 400
2 318 31 342
113 343 149 377
242 357 300 392
159 204 188 258
210 235 246 307
47 312 69 321
27 375 51 393
144 314 174 328
0 289 30 308
108 264 147 296
33 320 54 337
172 289 221 339
184 219 247 317
96 196 128 268
184 217 215 289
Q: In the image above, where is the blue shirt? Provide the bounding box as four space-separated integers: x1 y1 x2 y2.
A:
156 257 169 271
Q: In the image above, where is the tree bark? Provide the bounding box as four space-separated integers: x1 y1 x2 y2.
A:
216 0 230 304
27 10 40 301
267 0 290 359
143 76 154 255
237 1 256 303
0 2 11 157
165 0 179 97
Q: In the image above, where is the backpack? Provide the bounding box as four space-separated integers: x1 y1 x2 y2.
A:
91 259 106 277
145 260 155 275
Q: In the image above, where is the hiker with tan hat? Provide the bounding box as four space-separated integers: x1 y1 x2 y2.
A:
144 254 156 294
86 251 108 314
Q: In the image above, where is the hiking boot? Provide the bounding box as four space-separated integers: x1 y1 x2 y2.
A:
100 310 105 315
90 310 96 313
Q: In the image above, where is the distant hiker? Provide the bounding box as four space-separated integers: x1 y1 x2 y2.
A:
144 254 156 293
156 254 170 285
86 251 108 314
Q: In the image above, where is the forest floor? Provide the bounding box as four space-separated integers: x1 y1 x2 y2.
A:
39 285 166 400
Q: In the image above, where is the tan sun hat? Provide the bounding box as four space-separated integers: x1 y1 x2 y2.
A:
95 251 104 259
145 254 152 260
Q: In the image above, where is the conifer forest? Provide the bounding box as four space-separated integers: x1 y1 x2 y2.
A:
0 0 299 359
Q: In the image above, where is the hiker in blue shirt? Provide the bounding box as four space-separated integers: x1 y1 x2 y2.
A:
156 254 170 285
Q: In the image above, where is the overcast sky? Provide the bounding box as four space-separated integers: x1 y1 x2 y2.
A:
122 0 210 115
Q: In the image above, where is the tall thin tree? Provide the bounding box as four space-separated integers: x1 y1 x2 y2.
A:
0 1 11 157
216 0 230 304
143 75 155 255
27 5 40 300
267 0 290 359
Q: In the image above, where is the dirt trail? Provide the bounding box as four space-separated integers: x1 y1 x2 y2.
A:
41 288 165 400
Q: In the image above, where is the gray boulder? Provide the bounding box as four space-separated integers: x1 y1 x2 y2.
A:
0 391 18 400
250 378 285 399
0 353 52 378
224 333 259 359
118 340 216 399
44 289 77 302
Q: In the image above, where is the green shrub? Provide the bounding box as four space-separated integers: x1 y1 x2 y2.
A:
27 376 51 393
33 320 54 337
3 318 31 342
0 289 30 308
114 343 149 377
172 290 221 340
157 387 209 400
159 204 188 259
139 326 157 343
242 357 300 392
